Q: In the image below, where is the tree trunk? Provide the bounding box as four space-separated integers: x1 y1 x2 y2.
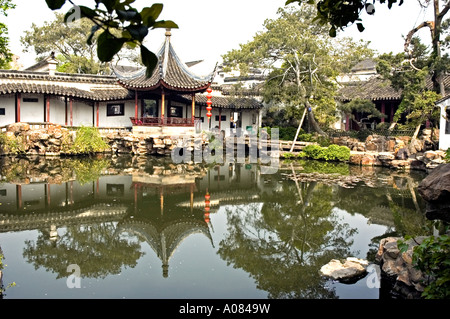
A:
305 101 327 137
290 107 307 152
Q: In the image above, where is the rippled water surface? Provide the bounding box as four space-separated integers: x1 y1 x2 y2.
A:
0 155 431 299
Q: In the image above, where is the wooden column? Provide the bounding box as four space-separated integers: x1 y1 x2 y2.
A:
191 94 195 123
161 90 165 124
15 93 21 122
65 97 68 125
46 96 50 123
70 98 73 126
381 101 385 123
96 102 100 127
219 108 222 129
134 90 138 119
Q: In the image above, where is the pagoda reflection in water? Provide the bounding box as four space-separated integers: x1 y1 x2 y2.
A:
0 157 268 278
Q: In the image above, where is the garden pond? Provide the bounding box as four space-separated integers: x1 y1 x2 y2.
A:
0 155 434 299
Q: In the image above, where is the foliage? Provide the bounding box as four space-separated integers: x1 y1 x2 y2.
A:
376 38 441 129
300 144 350 162
0 0 15 69
62 126 109 155
445 149 450 163
285 0 403 37
45 0 178 77
222 5 373 136
338 98 386 126
0 250 16 295
0 133 26 154
399 229 450 299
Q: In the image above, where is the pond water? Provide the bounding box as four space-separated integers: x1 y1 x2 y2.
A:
0 155 432 299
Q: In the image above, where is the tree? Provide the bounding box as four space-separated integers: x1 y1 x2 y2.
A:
222 6 373 136
45 0 178 77
287 1 450 96
377 37 441 145
0 0 15 69
21 13 109 74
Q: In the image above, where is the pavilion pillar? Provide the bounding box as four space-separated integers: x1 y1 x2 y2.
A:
219 108 222 129
390 102 395 123
134 90 138 119
65 97 68 125
191 94 195 124
46 96 50 123
381 101 385 123
96 102 100 127
15 93 21 123
16 184 22 210
69 98 73 126
161 90 165 124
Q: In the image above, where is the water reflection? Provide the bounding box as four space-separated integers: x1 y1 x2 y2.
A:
0 155 430 299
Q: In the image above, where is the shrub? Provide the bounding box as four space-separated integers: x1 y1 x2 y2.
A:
399 230 450 299
63 126 109 155
445 149 450 163
302 144 350 162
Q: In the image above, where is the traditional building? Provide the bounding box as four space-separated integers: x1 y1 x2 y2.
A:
0 30 263 137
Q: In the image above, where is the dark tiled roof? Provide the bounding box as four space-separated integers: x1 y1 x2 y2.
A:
338 73 450 102
181 94 263 109
0 70 132 101
115 34 215 92
337 76 402 101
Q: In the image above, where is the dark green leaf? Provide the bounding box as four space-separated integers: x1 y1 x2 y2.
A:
152 20 179 29
357 23 365 32
329 26 336 37
97 30 125 62
45 0 66 10
126 24 149 42
140 45 158 78
117 9 138 21
141 4 163 27
87 24 102 45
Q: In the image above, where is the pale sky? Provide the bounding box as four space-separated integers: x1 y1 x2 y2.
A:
2 0 437 74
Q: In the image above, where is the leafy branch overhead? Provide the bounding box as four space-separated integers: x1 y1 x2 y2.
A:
45 0 178 77
285 0 404 37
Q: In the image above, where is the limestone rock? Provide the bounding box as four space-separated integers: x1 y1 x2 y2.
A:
319 257 369 282
418 163 450 221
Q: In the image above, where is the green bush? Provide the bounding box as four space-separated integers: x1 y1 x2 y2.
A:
445 149 450 163
399 230 450 299
301 144 350 162
62 126 109 155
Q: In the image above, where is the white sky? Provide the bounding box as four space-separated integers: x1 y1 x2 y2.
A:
2 0 437 74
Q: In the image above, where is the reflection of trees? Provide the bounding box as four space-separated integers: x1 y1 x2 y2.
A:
23 222 143 279
218 177 357 299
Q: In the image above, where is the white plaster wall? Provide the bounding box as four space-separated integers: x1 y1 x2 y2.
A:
0 95 16 126
99 100 135 127
21 94 44 123
439 100 450 151
49 96 66 125
73 100 93 126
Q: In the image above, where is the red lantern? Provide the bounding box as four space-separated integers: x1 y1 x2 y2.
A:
204 191 211 222
206 86 212 120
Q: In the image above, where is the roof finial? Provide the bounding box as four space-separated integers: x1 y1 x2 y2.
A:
165 28 171 38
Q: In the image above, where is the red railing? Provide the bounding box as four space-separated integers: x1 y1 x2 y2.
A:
130 117 194 127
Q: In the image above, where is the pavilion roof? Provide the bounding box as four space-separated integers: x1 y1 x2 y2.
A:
114 30 216 93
